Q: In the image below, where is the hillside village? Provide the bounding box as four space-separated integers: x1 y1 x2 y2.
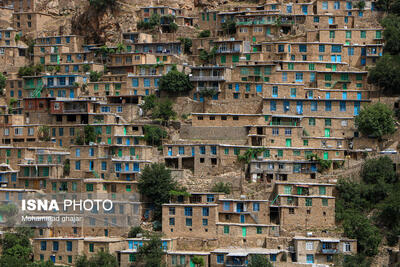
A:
0 0 400 266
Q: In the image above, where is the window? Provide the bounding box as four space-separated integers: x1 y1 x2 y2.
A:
184 207 192 216
340 101 346 111
290 88 296 97
309 118 316 126
314 16 320 22
289 208 295 214
217 254 224 264
325 101 332 111
185 218 192 226
344 242 351 252
207 194 214 202
277 150 283 157
169 218 175 225
329 31 335 38
202 207 209 216
270 101 276 111
295 72 303 82
89 243 94 252
223 202 230 211
306 242 314 250
319 186 327 195
360 31 366 38
322 199 328 206
299 44 307 52
284 186 292 194
53 241 59 251
169 207 175 215
66 241 72 252
322 1 328 9
325 119 331 126
41 241 47 251
253 202 260 211
311 101 318 111
305 198 312 206
224 225 229 234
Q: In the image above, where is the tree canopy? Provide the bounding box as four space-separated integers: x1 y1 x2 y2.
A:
75 251 118 267
142 125 167 146
0 73 6 95
247 254 273 267
159 67 193 94
136 234 165 267
355 102 396 138
151 98 177 125
138 163 177 221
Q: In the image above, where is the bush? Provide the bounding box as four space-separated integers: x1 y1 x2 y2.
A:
151 99 177 125
368 54 400 94
221 19 236 35
18 64 43 77
0 73 5 95
211 182 231 194
143 125 167 146
75 125 98 145
355 102 396 138
138 13 160 30
128 226 144 238
141 94 157 114
89 70 102 82
89 0 117 11
198 30 210 38
83 64 91 72
178 37 192 54
159 66 193 94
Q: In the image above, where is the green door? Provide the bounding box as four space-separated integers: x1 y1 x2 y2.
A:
332 64 336 71
323 152 329 160
242 227 247 237
124 127 127 135
190 259 195 267
324 128 331 137
286 139 292 147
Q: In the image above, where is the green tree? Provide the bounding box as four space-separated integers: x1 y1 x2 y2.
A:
82 64 91 72
38 126 51 141
368 54 400 94
192 256 205 267
89 70 103 82
377 182 400 245
0 73 6 95
136 234 165 267
178 37 192 54
355 102 396 138
221 19 237 35
142 125 167 146
89 0 117 11
151 99 176 125
342 211 381 256
382 15 400 54
141 94 157 115
75 251 117 267
159 66 193 94
128 226 144 238
211 182 231 194
138 163 177 221
247 254 273 267
198 30 210 38
75 125 98 145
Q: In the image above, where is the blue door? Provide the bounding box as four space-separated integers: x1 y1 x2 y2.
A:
240 215 245 223
328 17 333 24
296 101 303 114
357 92 362 100
237 203 244 212
311 164 317 172
302 5 308 14
50 256 56 263
69 89 74 98
306 255 314 264
168 147 172 156
133 163 140 172
361 48 366 56
192 147 195 156
354 102 360 115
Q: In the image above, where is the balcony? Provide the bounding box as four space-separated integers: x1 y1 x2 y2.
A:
196 87 219 92
190 76 225 82
321 248 338 254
